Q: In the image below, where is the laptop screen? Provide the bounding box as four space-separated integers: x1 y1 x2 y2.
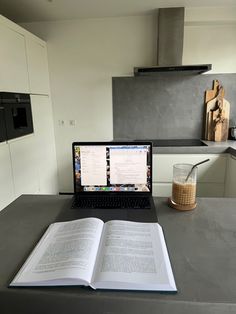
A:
73 142 152 194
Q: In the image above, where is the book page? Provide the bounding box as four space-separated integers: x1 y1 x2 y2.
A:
11 217 104 286
91 220 176 291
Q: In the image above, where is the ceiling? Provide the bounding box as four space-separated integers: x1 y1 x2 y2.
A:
0 0 236 23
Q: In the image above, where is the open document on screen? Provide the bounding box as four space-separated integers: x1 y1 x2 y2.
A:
74 143 151 193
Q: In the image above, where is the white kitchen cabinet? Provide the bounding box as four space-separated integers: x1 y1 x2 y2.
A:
25 35 50 95
0 20 29 93
0 142 15 211
31 95 58 194
153 154 227 197
2 94 58 206
0 15 58 210
225 154 236 197
8 135 39 198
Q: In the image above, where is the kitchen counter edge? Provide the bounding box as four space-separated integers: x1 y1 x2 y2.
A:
153 140 236 155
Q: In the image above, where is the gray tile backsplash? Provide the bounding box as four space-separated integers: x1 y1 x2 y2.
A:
112 73 236 140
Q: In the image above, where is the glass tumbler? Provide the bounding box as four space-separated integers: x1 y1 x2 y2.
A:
171 163 197 210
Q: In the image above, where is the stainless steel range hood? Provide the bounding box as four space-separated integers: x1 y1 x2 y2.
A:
134 7 212 76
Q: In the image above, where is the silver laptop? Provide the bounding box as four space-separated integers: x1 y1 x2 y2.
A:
70 141 157 222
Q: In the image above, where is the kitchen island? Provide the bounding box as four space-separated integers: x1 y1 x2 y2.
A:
0 194 236 314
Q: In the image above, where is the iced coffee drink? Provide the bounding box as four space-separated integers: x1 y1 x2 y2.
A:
170 164 197 209
172 181 196 205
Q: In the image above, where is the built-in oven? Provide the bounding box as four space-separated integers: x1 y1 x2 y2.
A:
0 92 34 142
0 105 7 142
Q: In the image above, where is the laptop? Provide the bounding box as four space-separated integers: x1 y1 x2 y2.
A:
69 141 157 222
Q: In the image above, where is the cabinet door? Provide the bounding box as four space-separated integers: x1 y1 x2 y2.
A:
0 142 15 211
25 36 50 95
153 183 171 197
152 182 225 197
153 154 227 197
225 154 236 197
0 23 29 93
31 95 58 194
9 135 39 198
153 154 227 183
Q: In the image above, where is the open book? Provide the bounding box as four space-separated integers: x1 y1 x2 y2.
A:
10 218 177 291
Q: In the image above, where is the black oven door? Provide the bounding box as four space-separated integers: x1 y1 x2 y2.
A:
0 93 34 141
0 106 7 142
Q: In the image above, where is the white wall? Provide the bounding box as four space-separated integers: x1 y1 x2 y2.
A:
21 16 156 191
184 7 236 73
21 7 236 191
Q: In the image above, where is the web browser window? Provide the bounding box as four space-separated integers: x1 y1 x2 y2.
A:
109 147 147 184
80 146 107 186
73 144 151 193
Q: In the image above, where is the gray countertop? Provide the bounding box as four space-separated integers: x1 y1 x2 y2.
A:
153 140 236 154
1 195 236 314
114 138 236 154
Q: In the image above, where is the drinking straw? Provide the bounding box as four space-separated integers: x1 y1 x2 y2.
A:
185 159 210 182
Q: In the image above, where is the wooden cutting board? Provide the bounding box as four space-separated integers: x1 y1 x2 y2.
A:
204 81 230 141
213 97 230 141
205 79 220 103
205 80 219 139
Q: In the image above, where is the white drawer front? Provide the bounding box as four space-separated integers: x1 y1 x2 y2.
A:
153 182 225 197
153 154 227 183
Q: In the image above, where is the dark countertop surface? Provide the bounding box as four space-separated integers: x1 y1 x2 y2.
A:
114 138 236 154
1 195 236 314
153 140 236 154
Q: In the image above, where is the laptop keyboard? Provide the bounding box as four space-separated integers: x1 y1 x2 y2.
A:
72 196 151 209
